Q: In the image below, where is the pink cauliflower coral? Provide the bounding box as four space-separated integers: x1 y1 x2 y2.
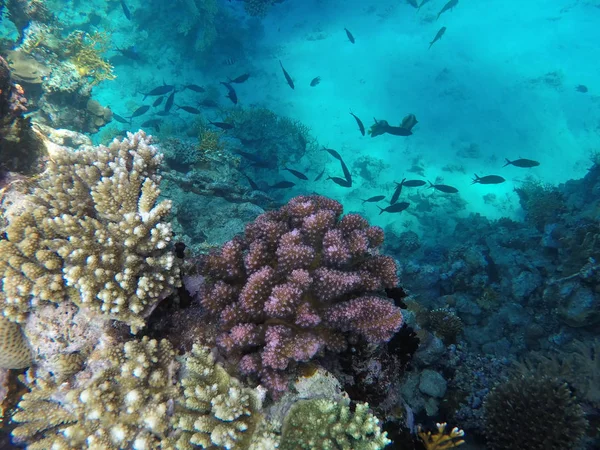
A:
201 195 403 396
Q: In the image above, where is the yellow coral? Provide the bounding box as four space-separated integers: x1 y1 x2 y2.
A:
198 128 224 161
418 422 465 450
65 30 116 84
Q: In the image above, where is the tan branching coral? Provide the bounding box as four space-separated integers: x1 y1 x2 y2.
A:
0 130 180 332
0 316 31 369
418 422 465 450
64 30 116 84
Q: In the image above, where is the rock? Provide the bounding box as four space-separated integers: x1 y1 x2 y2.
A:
419 369 447 398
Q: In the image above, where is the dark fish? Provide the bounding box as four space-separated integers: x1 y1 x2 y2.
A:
164 91 175 113
400 113 418 131
223 58 236 66
324 148 342 160
362 195 385 204
279 60 295 90
387 125 413 136
115 46 141 61
407 0 419 8
310 77 321 87
391 179 406 204
283 167 308 180
378 202 410 215
385 286 408 308
242 172 260 191
270 181 296 189
152 96 164 107
327 176 352 187
112 113 131 124
177 105 201 114
129 105 150 119
429 27 446 50
340 160 352 184
428 182 458 193
369 118 413 137
437 0 458 20
314 168 326 181
184 84 205 93
575 84 588 93
220 81 238 104
174 242 186 259
209 121 234 130
229 73 250 83
155 110 171 116
142 84 174 101
199 99 218 107
503 158 540 168
402 179 427 187
350 112 365 136
120 0 131 20
344 28 355 44
472 174 505 185
141 118 162 131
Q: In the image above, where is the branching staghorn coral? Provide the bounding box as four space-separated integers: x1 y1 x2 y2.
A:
280 398 390 450
201 195 403 396
0 130 180 332
64 30 116 84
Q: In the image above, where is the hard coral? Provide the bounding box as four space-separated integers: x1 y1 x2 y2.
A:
0 130 180 332
484 375 587 450
201 195 403 396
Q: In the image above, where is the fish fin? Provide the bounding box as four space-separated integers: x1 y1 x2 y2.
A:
428 181 435 188
377 206 384 214
503 158 512 167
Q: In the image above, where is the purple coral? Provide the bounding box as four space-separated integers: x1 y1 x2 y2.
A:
201 195 403 396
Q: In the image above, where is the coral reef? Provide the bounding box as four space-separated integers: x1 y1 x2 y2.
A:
280 398 390 450
0 130 180 332
201 195 403 396
243 0 277 17
0 316 31 369
417 422 465 450
484 375 587 450
64 30 116 85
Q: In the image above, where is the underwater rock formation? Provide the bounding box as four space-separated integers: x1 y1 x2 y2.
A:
201 195 403 396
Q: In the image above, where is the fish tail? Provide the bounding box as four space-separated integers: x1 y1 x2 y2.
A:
377 206 384 215
428 181 435 188
503 158 512 167
472 174 480 184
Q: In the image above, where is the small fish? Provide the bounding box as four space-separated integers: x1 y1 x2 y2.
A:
402 179 427 187
575 84 588 93
141 118 162 131
174 242 186 259
314 168 326 181
152 96 164 107
279 60 295 90
229 73 250 83
283 167 309 180
436 0 458 20
472 174 505 185
209 121 234 130
503 158 540 168
400 113 418 131
391 179 406 204
407 0 419 8
362 195 385 204
223 57 236 66
340 160 352 184
310 77 321 87
429 27 446 50
220 81 238 104
344 28 355 44
378 202 410 215
350 111 365 136
270 181 296 189
112 113 131 124
129 105 150 119
327 176 353 187
120 0 131 20
324 148 342 160
142 84 174 101
177 105 202 114
155 110 171 116
164 91 175 113
428 182 458 193
199 99 218 107
242 172 260 191
115 46 141 61
184 84 205 93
